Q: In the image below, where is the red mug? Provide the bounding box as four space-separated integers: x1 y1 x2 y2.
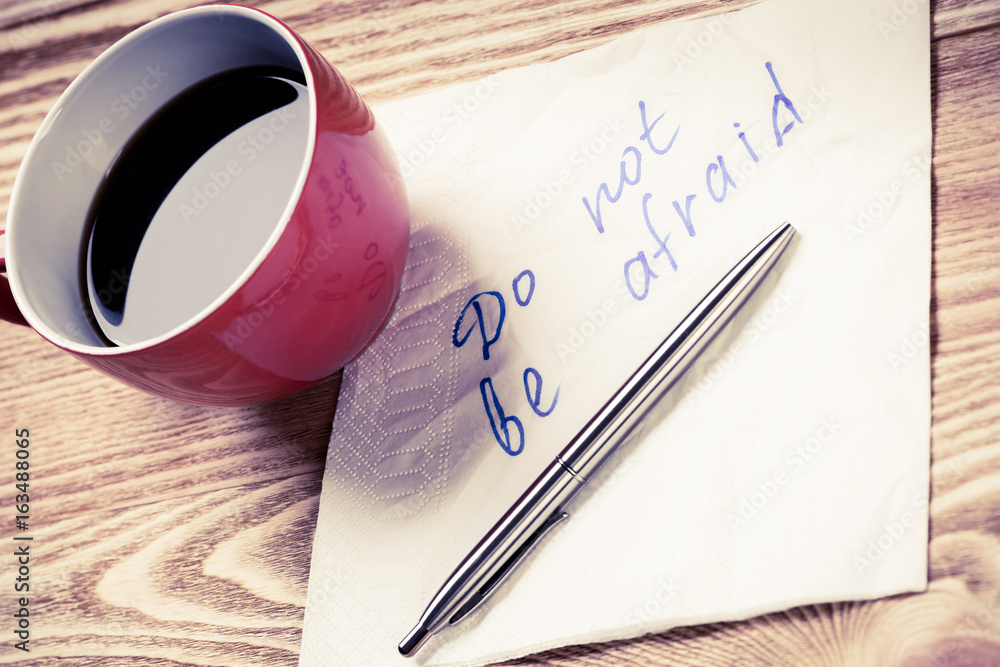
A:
0 5 410 406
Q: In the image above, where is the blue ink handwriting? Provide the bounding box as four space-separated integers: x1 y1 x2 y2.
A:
453 270 560 456
453 291 505 361
480 377 525 455
581 101 680 233
580 61 805 301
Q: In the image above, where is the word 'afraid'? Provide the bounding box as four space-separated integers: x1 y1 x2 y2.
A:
581 61 804 301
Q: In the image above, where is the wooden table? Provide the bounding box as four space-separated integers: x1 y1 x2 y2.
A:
1 0 998 664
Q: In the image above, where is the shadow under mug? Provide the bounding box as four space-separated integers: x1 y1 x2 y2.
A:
0 4 410 406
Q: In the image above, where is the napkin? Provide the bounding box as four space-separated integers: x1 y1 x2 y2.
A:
300 0 931 664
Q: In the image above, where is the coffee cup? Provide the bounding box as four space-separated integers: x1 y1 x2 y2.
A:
0 4 410 406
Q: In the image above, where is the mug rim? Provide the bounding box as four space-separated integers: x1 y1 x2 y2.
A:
5 3 318 356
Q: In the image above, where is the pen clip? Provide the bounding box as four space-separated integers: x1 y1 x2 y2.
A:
448 510 569 625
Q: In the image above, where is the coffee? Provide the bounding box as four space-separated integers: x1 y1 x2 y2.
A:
84 65 310 345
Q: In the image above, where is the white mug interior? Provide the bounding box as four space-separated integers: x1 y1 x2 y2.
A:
6 5 314 352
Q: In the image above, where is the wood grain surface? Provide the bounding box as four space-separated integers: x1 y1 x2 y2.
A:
1 0 999 665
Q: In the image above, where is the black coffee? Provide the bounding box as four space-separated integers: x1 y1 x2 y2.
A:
84 65 309 345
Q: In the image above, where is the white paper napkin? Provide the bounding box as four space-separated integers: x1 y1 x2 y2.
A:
300 0 931 664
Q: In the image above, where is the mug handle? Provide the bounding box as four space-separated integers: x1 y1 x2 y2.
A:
0 230 29 327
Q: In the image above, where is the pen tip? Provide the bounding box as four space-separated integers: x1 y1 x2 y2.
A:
398 624 430 658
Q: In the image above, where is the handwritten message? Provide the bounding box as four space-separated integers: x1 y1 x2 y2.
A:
452 269 561 455
454 60 806 457
583 61 803 301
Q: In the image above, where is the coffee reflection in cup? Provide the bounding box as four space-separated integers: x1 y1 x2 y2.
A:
84 65 310 346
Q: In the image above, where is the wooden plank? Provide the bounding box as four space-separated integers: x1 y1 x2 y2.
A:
0 474 318 664
0 319 338 518
2 0 999 48
931 25 1000 468
934 0 1000 38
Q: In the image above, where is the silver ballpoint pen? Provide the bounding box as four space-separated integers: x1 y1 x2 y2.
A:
399 222 796 657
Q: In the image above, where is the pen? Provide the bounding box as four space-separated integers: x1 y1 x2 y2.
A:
399 222 796 657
